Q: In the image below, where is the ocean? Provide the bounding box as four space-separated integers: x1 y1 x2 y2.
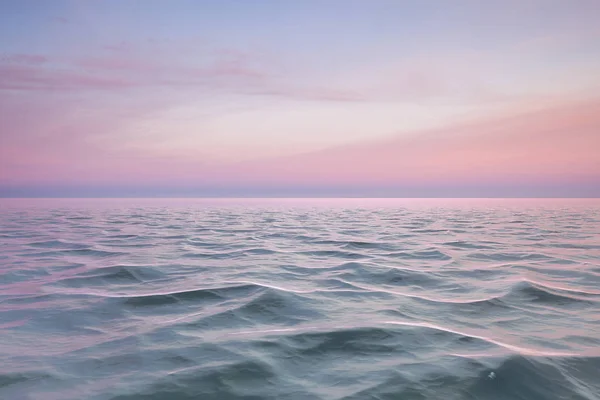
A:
1 198 599 400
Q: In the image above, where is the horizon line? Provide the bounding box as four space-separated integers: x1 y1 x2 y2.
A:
2 196 599 200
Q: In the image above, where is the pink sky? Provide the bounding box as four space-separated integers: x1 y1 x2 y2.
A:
1 1 599 196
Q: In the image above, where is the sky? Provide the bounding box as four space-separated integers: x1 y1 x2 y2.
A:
0 0 599 197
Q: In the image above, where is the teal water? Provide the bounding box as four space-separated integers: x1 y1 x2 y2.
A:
1 198 600 400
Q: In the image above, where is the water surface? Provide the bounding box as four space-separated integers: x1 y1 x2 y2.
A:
1 198 599 399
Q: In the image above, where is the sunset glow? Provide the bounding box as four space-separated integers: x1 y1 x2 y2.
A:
1 0 599 197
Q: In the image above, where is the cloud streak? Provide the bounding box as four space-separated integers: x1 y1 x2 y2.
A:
2 98 598 196
205 99 600 187
0 51 268 92
0 45 518 105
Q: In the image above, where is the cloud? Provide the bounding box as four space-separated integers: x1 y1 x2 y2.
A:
0 91 211 186
2 87 598 195
205 98 600 186
1 47 269 93
249 87 365 102
0 39 536 110
51 16 69 24
0 50 364 105
0 64 136 91
101 42 131 53
0 43 508 106
0 53 48 65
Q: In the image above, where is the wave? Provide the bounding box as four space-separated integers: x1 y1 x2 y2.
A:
308 239 398 252
385 249 452 260
344 281 503 305
466 355 600 400
219 320 597 358
499 279 600 304
28 240 89 250
467 251 555 262
182 248 278 259
22 248 125 258
2 199 600 400
295 250 369 259
52 265 167 287
347 277 600 309
443 240 498 250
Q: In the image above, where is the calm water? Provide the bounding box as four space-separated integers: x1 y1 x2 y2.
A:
1 198 600 400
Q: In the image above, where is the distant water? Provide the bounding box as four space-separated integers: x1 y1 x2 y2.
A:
1 198 600 400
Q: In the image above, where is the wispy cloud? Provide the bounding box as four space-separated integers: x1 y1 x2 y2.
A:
0 44 514 105
206 99 600 186
6 98 596 195
51 16 69 25
0 53 48 65
249 87 366 102
0 63 135 91
0 55 267 93
0 50 361 105
101 41 131 53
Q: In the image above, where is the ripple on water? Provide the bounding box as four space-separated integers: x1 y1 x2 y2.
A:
1 198 599 400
